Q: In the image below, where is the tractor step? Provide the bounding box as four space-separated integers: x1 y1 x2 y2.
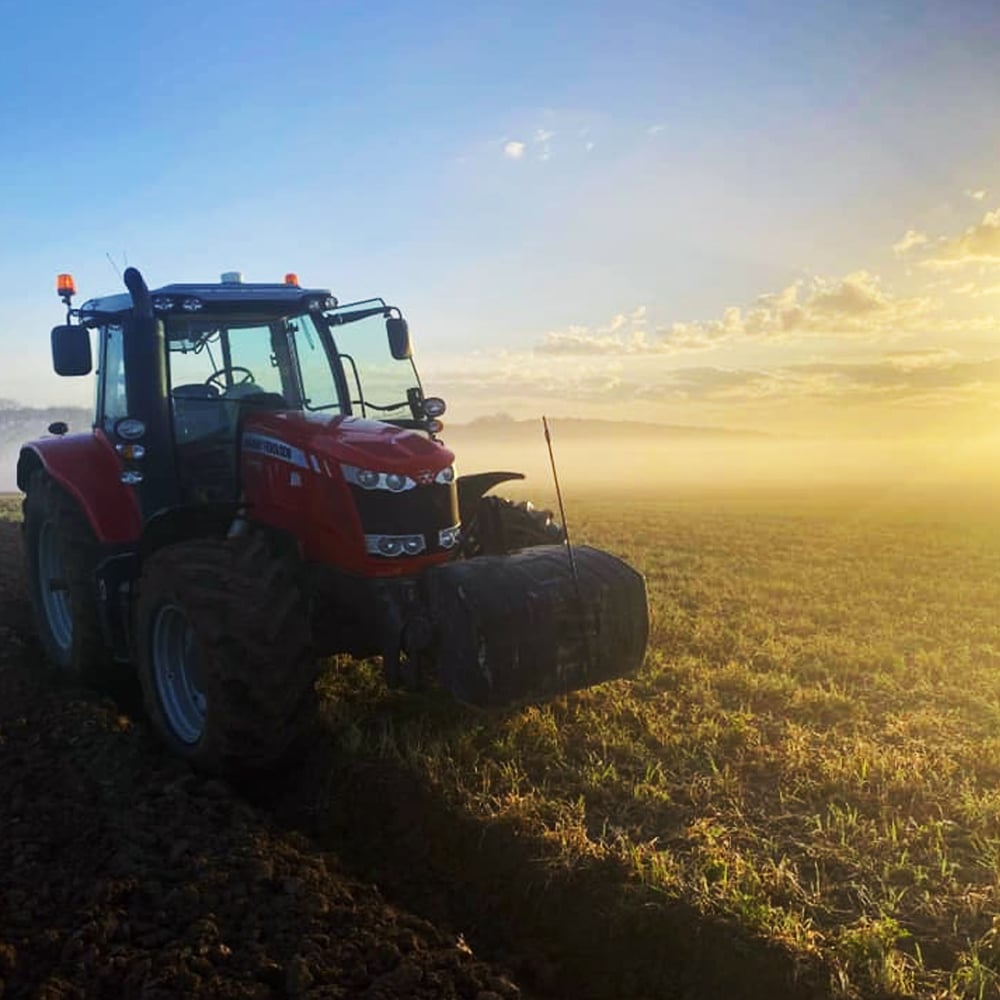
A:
424 545 649 708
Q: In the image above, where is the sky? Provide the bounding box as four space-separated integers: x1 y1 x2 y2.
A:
5 0 1000 442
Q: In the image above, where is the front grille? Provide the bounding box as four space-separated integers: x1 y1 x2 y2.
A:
350 482 459 551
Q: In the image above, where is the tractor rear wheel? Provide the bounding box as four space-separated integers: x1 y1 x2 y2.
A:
22 470 110 683
134 532 318 775
462 496 565 556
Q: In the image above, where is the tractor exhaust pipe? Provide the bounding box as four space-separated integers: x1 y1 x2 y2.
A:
123 266 153 319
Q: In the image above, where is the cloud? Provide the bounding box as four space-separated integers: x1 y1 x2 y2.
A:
428 348 1000 421
966 189 988 201
539 305 668 356
892 229 929 257
882 348 961 370
769 355 1000 399
915 208 1000 268
540 307 655 355
538 272 938 356
423 350 630 408
500 130 555 162
676 272 936 343
533 128 554 161
421 335 1000 434
628 353 1000 409
646 124 664 137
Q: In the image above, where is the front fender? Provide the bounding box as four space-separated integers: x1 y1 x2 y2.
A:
456 471 525 528
18 431 142 544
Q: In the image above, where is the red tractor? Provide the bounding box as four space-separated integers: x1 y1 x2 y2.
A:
19 268 648 774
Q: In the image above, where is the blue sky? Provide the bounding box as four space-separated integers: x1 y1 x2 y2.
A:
5 0 1000 434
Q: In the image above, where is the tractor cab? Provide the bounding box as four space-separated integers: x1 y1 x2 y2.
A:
56 270 444 510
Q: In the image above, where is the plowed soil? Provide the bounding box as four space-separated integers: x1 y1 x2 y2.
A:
0 515 525 1000
0 499 829 1000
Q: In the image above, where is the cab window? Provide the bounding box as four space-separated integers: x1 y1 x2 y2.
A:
99 324 127 434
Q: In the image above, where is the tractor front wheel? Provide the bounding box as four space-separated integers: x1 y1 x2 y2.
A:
22 470 110 683
461 496 565 556
135 533 318 775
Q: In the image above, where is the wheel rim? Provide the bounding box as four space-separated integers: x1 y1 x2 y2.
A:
151 604 207 745
38 521 73 656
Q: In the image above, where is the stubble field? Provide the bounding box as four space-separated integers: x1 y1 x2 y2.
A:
311 486 1000 999
3 486 1000 998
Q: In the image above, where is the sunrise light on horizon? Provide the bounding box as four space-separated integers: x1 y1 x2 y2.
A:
4 1 1000 451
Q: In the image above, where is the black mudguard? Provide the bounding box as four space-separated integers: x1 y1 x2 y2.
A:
424 545 648 707
456 471 524 528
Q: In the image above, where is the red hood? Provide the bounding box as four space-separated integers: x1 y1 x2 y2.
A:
246 412 455 471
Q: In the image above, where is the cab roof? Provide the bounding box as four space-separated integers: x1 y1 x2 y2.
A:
79 281 336 321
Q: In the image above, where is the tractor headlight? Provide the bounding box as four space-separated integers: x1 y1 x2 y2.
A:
435 465 455 484
438 525 461 549
423 396 447 418
366 533 427 557
342 464 417 492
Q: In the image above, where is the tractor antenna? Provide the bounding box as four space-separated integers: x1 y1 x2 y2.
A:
543 416 594 678
543 416 579 583
105 252 122 279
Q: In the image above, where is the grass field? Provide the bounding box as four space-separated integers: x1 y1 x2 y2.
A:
313 486 1000 999
7 485 1000 997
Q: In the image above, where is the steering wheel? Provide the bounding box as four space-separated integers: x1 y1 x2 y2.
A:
205 367 255 392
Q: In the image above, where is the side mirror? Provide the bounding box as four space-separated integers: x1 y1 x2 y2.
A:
386 317 412 360
51 325 92 376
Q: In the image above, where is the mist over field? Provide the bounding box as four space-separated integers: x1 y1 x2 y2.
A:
442 417 1000 495
4 405 1000 495
0 403 91 492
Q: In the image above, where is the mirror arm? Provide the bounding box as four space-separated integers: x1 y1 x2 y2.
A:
327 306 389 327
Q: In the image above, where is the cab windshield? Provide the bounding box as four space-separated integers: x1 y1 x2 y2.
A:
164 303 422 423
166 313 336 411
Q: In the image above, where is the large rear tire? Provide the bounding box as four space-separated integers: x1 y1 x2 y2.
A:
22 470 110 683
134 532 318 775
461 496 565 556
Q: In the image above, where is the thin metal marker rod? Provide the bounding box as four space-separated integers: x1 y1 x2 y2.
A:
543 416 593 677
543 416 579 585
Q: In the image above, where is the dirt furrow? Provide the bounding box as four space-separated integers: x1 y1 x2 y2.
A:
0 519 526 1000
